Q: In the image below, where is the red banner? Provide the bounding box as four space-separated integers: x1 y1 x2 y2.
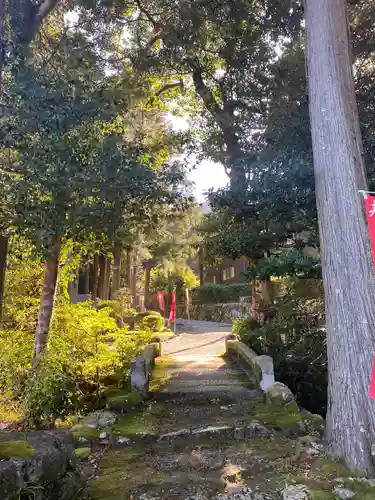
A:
365 195 375 398
169 289 176 324
156 291 165 312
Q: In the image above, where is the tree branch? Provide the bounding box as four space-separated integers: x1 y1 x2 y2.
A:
155 80 183 97
35 0 62 28
192 69 223 120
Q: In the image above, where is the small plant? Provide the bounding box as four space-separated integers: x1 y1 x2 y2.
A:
135 311 164 332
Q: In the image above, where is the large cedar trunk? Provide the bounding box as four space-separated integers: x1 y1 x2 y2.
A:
98 254 106 299
306 0 375 474
104 257 111 300
91 254 99 301
111 245 121 298
144 264 151 309
0 0 5 87
34 235 61 360
0 235 8 322
83 265 90 295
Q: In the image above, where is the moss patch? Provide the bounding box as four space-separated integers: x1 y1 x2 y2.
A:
106 391 142 411
149 356 174 392
109 411 156 440
0 440 35 460
249 401 304 432
75 447 91 459
72 426 101 441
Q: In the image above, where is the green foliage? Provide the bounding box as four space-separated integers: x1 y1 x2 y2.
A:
192 283 251 304
0 330 33 400
246 250 321 280
234 278 327 415
150 264 199 294
135 311 164 332
0 303 154 427
3 238 43 330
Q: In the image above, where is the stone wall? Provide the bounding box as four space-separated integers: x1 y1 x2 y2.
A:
179 302 252 323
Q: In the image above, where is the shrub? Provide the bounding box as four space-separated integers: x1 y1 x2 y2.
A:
135 311 164 332
233 278 327 415
192 283 251 304
0 302 155 427
0 330 33 400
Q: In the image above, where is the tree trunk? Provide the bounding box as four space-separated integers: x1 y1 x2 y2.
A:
83 265 90 295
0 0 5 88
91 254 99 301
260 278 273 308
34 235 61 360
0 235 8 322
98 254 106 300
104 257 111 300
111 245 122 298
124 250 131 288
144 264 151 309
306 0 375 475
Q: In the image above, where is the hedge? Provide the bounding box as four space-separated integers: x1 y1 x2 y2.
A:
192 283 251 304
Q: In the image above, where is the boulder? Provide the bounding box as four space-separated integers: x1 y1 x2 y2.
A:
0 431 81 500
73 410 118 430
265 382 295 406
333 487 356 499
282 484 310 500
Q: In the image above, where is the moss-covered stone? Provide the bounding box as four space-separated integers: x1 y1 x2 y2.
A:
72 427 101 441
250 401 304 432
106 391 142 411
302 413 325 437
109 412 156 440
0 440 35 460
74 447 91 459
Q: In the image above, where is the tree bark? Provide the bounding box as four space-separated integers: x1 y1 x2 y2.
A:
306 0 375 475
124 250 131 288
83 265 90 295
0 235 8 322
260 278 273 308
104 257 111 300
111 244 122 298
0 0 5 88
91 254 99 301
34 235 61 360
144 263 151 309
98 254 106 300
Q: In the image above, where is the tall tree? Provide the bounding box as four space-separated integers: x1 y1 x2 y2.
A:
305 0 375 474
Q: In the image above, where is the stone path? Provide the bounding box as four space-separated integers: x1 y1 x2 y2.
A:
158 320 256 397
87 321 347 500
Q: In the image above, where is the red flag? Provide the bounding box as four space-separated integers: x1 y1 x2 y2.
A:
169 289 176 324
365 195 375 398
156 291 165 312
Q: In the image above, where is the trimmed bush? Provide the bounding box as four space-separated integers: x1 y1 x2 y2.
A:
192 283 251 304
135 311 164 332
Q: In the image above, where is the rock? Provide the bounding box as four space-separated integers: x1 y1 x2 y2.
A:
0 462 22 500
302 413 325 437
297 435 324 457
233 423 271 440
266 382 295 406
73 410 117 430
116 436 132 445
282 484 310 500
333 487 356 499
192 425 233 437
99 432 107 439
158 429 191 442
0 431 81 500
